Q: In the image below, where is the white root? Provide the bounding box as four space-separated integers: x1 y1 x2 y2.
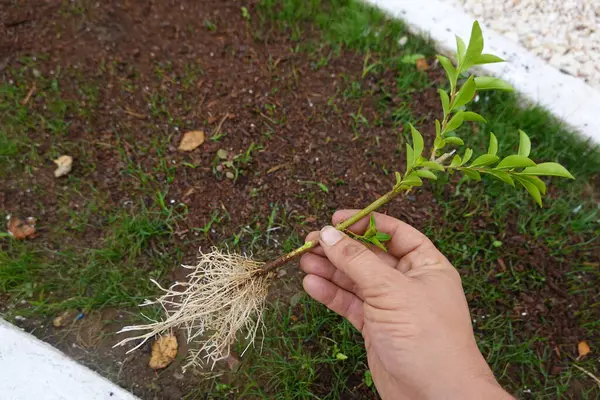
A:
114 248 273 369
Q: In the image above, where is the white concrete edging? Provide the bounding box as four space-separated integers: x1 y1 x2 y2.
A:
0 319 137 400
364 0 600 145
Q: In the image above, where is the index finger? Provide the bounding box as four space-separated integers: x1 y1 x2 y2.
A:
333 209 431 259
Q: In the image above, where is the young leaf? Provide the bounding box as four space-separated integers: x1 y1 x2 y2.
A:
474 76 514 91
410 124 424 162
445 136 464 146
416 169 437 180
395 171 402 186
461 148 473 165
514 176 542 207
364 214 377 238
495 155 536 169
450 154 462 168
456 36 466 67
462 21 484 70
420 161 445 171
517 175 547 195
488 132 498 155
403 172 423 187
437 55 457 90
462 111 487 123
463 169 481 181
369 237 387 252
453 76 476 109
474 54 504 65
374 232 391 242
483 170 514 186
439 89 450 117
518 130 531 157
435 119 441 138
445 110 464 133
406 143 414 172
470 154 499 167
520 162 574 179
434 135 445 150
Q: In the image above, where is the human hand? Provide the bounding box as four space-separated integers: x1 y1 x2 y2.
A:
301 210 513 400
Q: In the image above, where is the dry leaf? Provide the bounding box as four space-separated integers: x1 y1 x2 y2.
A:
577 341 591 360
53 155 73 178
416 58 429 71
149 335 178 369
7 216 37 240
178 131 205 151
52 309 79 328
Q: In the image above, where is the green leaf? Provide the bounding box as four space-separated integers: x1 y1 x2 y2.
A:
515 176 542 207
374 232 391 242
336 353 348 361
420 161 445 171
462 111 487 123
461 148 473 165
395 171 402 186
518 130 531 157
463 169 481 181
450 155 462 168
409 124 424 162
462 21 484 70
470 154 499 167
453 76 476 109
474 53 504 65
517 175 547 195
520 162 574 179
401 53 426 64
445 110 464 133
445 136 464 146
317 183 329 193
474 76 514 91
434 135 445 150
416 169 437 180
437 55 457 90
435 119 441 138
405 143 414 172
483 170 514 186
495 155 536 170
369 237 387 252
364 214 377 238
456 36 466 67
403 172 423 187
439 89 450 117
363 371 374 388
487 132 498 155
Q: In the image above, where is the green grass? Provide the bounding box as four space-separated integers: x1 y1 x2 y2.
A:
0 0 598 398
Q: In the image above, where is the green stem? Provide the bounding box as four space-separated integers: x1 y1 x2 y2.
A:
261 188 402 273
430 87 457 160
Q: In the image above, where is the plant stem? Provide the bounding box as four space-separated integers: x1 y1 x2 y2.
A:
261 188 401 273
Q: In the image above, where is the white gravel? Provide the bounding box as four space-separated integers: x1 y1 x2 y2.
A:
446 0 600 90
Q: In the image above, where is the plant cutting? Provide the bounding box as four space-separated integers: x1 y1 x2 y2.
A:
115 21 574 369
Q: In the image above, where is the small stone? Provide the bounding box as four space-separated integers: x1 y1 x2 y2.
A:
225 171 234 180
173 372 184 380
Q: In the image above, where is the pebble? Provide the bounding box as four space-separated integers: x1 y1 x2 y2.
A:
446 0 600 90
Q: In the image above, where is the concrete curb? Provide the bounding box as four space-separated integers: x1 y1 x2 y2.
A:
365 0 600 145
0 319 137 400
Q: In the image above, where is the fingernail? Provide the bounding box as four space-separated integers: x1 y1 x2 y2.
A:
320 226 343 246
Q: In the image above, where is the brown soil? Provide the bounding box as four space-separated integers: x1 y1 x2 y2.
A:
1 1 597 399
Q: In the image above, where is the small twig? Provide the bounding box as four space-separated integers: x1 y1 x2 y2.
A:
573 364 600 389
124 108 146 119
212 113 230 138
20 83 36 105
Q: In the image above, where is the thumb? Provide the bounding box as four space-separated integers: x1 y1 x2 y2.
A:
319 226 406 293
